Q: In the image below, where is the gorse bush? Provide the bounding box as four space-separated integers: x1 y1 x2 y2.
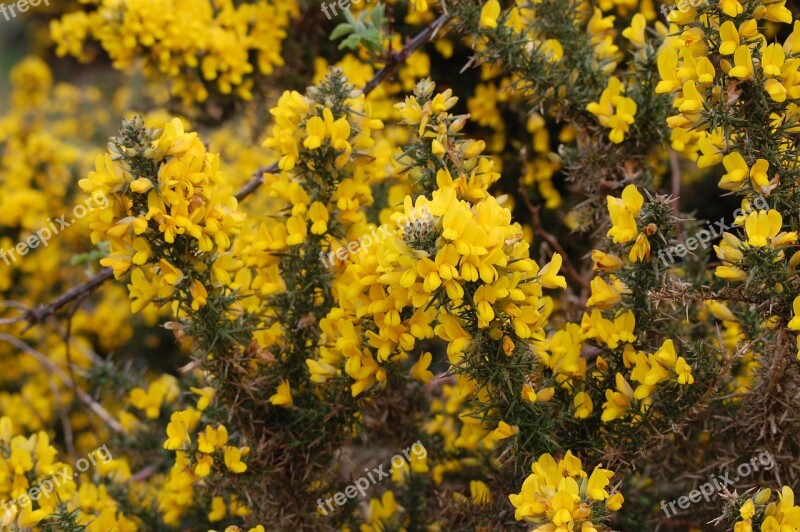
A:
0 0 800 530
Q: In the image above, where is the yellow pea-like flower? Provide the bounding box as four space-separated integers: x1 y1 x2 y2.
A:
729 45 754 80
480 0 501 29
269 379 293 408
223 445 249 473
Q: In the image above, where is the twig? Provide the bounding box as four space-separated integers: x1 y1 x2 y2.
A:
519 185 590 291
669 149 683 239
0 268 115 330
237 13 451 202
129 464 158 483
0 333 125 435
49 377 76 458
363 14 449 95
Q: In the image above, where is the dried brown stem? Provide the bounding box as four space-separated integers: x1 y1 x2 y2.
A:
0 333 125 435
519 185 590 291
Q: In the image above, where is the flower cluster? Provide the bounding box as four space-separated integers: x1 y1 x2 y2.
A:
50 0 299 104
79 116 246 314
3 0 800 530
734 486 800 532
508 451 624 529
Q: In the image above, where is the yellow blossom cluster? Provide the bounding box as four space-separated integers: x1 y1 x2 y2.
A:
0 418 134 530
508 451 624 529
734 486 800 532
50 0 299 104
3 0 800 529
79 117 246 314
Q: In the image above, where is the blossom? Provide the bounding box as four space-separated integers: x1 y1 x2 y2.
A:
480 0 501 29
269 380 294 408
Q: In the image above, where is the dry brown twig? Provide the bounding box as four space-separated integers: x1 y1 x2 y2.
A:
518 184 590 291
0 333 125 435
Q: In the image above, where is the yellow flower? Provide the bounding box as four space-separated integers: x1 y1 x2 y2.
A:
304 115 326 150
306 358 338 382
745 210 796 248
720 0 743 17
601 373 634 422
480 0 501 29
492 421 519 440
130 177 154 193
719 21 740 55
195 454 213 478
269 379 293 408
606 492 624 511
308 201 329 235
470 480 492 505
191 386 216 411
0 417 12 443
209 496 227 522
591 250 623 272
286 215 307 246
537 253 567 289
224 446 249 473
410 352 435 383
164 409 199 450
762 43 786 77
730 45 754 80
586 466 615 500
622 14 646 47
716 265 747 281
573 392 593 419
522 384 554 403
586 276 624 309
788 296 800 331
675 357 695 385
606 185 643 244
629 233 650 263
198 425 229 453
740 498 755 520
190 279 208 311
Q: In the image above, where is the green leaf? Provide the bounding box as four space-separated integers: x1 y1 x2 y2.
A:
330 23 354 41
339 34 363 50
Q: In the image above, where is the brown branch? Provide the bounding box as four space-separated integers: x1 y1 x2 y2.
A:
237 13 451 202
0 268 115 330
669 149 683 240
0 333 125 435
519 185 590 291
363 14 449 95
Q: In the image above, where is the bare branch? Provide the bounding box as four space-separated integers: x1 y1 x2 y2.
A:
519 185 590 291
0 333 125 435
